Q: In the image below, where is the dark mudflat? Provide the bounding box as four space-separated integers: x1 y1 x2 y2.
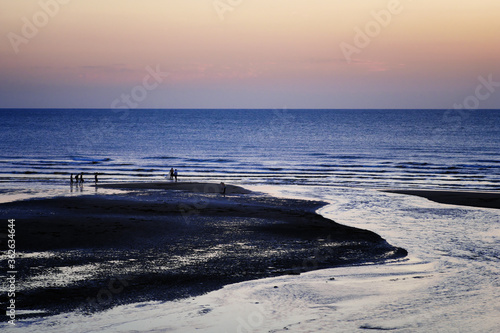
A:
0 184 407 319
384 190 500 210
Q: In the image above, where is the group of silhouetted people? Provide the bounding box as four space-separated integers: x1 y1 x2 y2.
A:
70 172 98 185
68 168 229 196
169 168 178 182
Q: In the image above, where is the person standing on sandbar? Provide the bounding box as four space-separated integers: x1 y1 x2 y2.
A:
174 169 178 182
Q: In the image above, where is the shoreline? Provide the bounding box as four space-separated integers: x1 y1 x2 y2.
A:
0 182 407 320
383 189 500 210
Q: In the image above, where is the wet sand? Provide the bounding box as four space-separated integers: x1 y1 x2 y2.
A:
384 190 500 209
0 182 407 319
101 181 251 194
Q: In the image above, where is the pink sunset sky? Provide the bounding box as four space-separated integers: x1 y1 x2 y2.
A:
1 0 499 109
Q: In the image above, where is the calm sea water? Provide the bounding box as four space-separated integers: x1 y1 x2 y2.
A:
1 109 499 192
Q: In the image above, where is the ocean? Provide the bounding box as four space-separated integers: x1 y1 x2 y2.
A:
1 109 499 332
1 109 499 196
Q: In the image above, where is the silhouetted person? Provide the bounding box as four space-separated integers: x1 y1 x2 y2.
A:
80 172 84 183
75 174 79 183
220 182 226 197
174 169 178 182
70 173 74 184
94 172 98 184
169 168 174 180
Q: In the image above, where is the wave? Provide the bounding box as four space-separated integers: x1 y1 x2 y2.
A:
108 163 135 166
307 152 330 157
474 159 500 164
184 158 236 163
324 155 370 160
2 155 500 191
142 156 178 160
71 157 111 162
457 164 500 169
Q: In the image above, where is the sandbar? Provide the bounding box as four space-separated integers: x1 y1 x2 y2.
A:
383 189 500 209
0 182 407 319
101 181 251 194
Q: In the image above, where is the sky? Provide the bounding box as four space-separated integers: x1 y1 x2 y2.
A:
1 0 499 109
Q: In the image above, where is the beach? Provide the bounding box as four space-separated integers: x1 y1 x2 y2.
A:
2 0 499 328
3 184 499 332
383 189 500 210
1 109 498 332
0 182 407 320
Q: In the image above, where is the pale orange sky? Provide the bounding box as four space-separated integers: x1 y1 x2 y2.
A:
1 0 499 108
